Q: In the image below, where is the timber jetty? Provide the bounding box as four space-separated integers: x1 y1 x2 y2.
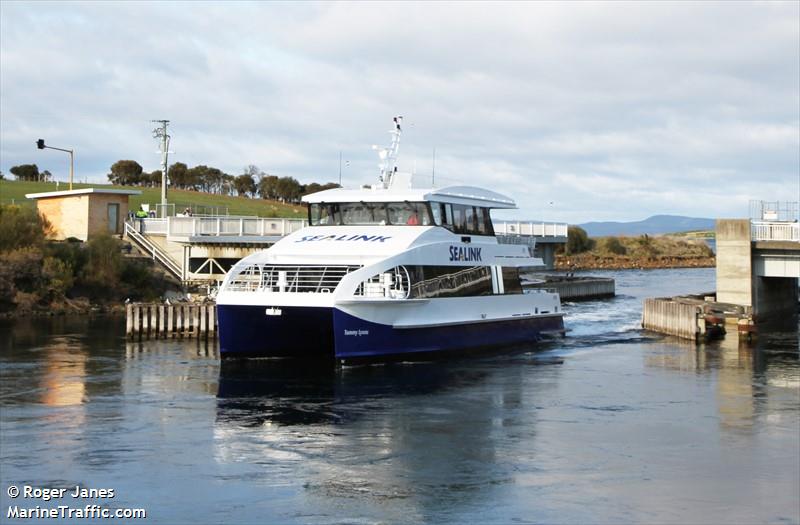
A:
127 302 217 339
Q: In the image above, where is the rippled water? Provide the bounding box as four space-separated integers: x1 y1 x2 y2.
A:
1 268 798 524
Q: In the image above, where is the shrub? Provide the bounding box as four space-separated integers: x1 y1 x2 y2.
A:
0 205 52 252
42 256 74 299
600 237 627 255
565 226 594 254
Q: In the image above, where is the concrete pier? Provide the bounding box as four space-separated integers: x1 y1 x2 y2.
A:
716 218 799 322
524 276 615 300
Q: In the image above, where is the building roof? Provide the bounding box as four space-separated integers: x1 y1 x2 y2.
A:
25 188 142 199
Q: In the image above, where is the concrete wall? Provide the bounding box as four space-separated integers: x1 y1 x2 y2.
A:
36 195 90 241
716 219 753 307
87 194 130 237
753 276 798 320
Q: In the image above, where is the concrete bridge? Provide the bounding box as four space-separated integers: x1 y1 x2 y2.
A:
125 216 568 284
716 217 799 321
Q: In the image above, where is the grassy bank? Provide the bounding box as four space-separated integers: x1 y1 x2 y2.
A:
556 234 715 270
0 180 306 218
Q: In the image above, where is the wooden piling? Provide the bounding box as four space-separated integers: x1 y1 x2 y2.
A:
167 306 174 338
126 304 133 338
126 303 218 340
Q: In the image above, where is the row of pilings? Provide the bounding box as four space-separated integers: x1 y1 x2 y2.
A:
126 303 217 339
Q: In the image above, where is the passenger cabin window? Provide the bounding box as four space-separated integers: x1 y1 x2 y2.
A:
309 201 494 235
308 202 431 226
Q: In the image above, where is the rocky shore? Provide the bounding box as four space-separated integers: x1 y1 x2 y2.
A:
555 254 715 270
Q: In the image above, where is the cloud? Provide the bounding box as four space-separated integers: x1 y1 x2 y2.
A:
1 1 797 222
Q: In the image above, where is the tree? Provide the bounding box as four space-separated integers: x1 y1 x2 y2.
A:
168 162 190 189
107 160 143 186
565 226 594 255
40 170 52 182
233 174 256 197
275 176 302 202
257 175 279 200
0 171 4 180
10 164 40 181
147 170 162 187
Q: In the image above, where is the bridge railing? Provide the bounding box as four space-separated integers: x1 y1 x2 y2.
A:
493 222 568 237
135 217 309 239
751 220 799 242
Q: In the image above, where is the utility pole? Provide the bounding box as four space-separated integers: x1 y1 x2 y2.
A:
151 120 170 207
339 151 342 185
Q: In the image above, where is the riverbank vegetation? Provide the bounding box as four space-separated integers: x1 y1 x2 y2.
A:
0 204 173 317
556 227 715 270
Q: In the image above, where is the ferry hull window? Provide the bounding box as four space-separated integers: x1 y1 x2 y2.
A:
410 266 493 298
356 265 524 299
501 267 523 294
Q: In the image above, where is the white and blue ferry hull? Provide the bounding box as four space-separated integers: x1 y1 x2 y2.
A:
217 298 564 361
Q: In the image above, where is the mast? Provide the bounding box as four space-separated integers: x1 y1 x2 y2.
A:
372 116 403 188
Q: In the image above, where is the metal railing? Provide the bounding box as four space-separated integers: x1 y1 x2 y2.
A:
136 216 309 239
225 264 360 293
124 222 183 279
751 220 800 242
493 222 568 237
749 200 799 222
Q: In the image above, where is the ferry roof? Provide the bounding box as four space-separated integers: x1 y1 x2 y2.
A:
302 185 516 209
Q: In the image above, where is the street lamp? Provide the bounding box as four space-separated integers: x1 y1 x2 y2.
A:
37 139 74 190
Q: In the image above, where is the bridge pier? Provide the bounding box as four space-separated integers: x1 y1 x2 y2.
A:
716 219 798 322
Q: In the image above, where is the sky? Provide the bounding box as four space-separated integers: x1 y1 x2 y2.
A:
1 1 798 223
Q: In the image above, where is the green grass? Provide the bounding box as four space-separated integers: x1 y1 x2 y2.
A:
0 180 306 218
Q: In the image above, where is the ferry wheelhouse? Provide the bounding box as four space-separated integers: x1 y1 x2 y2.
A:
216 118 564 362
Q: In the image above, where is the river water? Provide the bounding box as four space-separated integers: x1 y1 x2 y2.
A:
1 268 798 524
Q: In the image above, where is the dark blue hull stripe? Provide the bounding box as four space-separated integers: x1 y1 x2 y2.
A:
217 305 564 360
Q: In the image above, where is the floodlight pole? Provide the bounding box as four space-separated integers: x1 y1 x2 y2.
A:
36 139 74 190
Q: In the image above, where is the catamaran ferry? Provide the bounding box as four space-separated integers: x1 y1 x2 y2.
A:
216 118 564 362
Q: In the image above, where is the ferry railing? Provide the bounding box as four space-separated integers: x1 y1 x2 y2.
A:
751 220 800 242
494 222 568 237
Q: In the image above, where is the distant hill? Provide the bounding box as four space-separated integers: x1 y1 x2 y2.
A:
578 215 715 237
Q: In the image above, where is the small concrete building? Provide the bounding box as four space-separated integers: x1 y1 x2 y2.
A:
26 188 142 241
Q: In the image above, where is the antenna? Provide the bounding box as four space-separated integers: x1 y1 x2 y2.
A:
151 119 170 207
371 116 403 188
432 147 436 187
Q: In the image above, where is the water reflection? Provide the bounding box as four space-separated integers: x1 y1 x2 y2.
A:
645 325 799 433
41 337 88 407
214 356 561 520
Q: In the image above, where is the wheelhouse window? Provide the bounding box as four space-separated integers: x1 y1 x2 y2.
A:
429 202 494 236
